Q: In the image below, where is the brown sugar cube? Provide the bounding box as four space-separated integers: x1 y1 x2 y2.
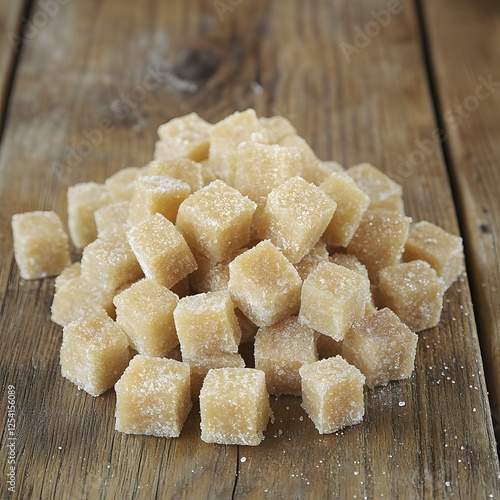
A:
254 316 318 396
236 308 259 343
346 208 411 281
104 167 141 202
12 211 71 279
128 213 197 288
200 160 217 186
299 356 365 434
188 353 246 399
115 356 192 437
51 275 115 327
68 182 111 248
174 291 242 359
145 158 204 192
347 163 404 214
199 368 272 445
259 116 296 143
403 220 464 288
263 177 337 264
60 310 130 396
342 308 418 389
299 261 371 341
54 262 81 292
94 201 130 235
317 335 343 360
155 112 212 162
113 279 179 357
128 175 190 225
295 241 329 280
209 109 269 184
233 142 301 203
228 241 302 327
320 172 371 247
81 223 143 292
176 180 256 263
377 260 446 332
323 161 345 173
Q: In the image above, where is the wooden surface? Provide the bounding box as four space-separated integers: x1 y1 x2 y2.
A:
0 0 499 498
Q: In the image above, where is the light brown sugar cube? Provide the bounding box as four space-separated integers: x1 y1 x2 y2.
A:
346 208 411 281
94 201 130 235
54 262 81 292
320 172 371 247
176 180 256 263
329 253 369 279
377 260 446 332
68 182 111 248
174 291 242 359
113 279 179 357
347 163 404 213
199 368 272 445
299 262 371 341
115 356 192 437
228 241 302 327
81 223 143 292
295 241 329 280
156 112 212 162
104 167 141 202
263 176 336 264
60 310 130 396
299 356 365 434
200 160 217 186
342 308 418 388
209 109 269 184
279 135 329 186
188 353 245 399
254 316 318 396
236 308 259 343
12 211 71 279
233 142 301 203
51 275 115 327
128 213 197 288
403 220 464 288
259 116 296 143
250 202 270 241
323 161 345 173
145 158 204 192
128 175 190 225
317 335 343 360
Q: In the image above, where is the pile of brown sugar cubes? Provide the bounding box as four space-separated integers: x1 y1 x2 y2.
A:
11 109 465 445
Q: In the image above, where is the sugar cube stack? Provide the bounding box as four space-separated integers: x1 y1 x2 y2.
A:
11 109 464 443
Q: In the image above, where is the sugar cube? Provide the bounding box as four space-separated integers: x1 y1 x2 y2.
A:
54 262 81 292
294 241 329 280
94 201 130 235
259 116 296 143
104 167 141 202
145 158 204 192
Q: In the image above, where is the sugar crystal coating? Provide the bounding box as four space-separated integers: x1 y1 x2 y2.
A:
255 316 318 396
342 308 418 388
104 167 142 202
145 158 204 192
176 180 256 263
12 211 71 279
54 262 81 292
199 368 272 445
60 310 130 396
403 220 464 288
259 116 296 143
377 260 446 332
94 201 130 235
128 213 197 288
299 356 365 434
68 182 111 248
299 261 371 341
228 240 302 327
263 176 337 263
295 241 329 280
115 356 192 437
113 279 179 357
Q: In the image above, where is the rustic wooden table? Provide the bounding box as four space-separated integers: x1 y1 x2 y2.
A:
1 0 499 498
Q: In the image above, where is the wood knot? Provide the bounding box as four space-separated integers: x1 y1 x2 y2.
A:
173 48 220 83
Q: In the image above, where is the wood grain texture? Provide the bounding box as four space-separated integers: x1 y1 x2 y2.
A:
0 0 499 498
421 0 500 442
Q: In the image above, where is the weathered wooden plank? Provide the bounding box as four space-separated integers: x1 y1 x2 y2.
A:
0 0 498 498
421 0 500 446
